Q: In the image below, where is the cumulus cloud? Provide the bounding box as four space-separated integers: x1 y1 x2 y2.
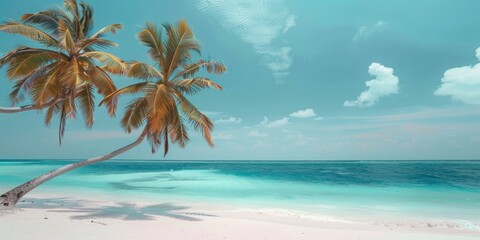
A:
344 62 399 107
352 20 386 42
215 117 242 124
248 130 268 137
314 117 323 121
434 47 480 105
290 108 317 118
196 0 295 82
260 116 289 128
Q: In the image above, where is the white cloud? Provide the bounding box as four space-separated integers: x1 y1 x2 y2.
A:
352 20 386 42
214 132 237 140
260 116 289 128
283 15 297 34
435 47 480 105
290 108 317 118
247 130 268 137
314 117 323 121
196 0 295 82
215 117 242 124
344 62 399 107
260 116 269 126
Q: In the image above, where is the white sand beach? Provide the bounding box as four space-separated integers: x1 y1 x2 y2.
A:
1 193 478 240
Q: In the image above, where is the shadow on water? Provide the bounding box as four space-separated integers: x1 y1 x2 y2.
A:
16 197 216 221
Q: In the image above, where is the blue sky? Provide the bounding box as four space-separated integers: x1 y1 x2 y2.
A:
1 0 480 160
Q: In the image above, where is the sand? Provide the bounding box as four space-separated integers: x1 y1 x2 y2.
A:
0 193 478 240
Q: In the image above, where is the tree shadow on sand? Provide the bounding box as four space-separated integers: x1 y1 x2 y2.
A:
14 197 217 221
49 202 217 221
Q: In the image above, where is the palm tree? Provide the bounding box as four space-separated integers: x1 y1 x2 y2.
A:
0 0 124 143
0 20 226 207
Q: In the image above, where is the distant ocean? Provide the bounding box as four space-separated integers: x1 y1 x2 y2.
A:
1 160 479 226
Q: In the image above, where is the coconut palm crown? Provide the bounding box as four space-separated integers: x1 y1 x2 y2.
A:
101 20 226 156
0 0 124 143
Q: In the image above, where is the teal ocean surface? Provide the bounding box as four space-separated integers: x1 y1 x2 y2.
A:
1 160 479 224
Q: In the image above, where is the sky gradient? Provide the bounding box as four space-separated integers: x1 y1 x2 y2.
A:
1 0 480 160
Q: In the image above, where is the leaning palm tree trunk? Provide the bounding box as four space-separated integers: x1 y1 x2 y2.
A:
0 128 148 207
0 100 58 113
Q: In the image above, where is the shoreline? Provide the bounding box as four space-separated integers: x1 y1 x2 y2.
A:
1 192 478 240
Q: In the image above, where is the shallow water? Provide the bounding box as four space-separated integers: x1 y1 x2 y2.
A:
1 160 479 223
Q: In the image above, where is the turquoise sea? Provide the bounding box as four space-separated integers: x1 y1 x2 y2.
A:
1 160 479 226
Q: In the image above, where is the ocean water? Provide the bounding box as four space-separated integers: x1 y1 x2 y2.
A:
0 160 479 224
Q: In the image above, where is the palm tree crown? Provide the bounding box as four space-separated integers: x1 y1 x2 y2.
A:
0 0 124 143
101 20 226 156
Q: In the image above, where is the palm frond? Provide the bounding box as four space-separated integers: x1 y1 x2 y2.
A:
61 28 76 53
168 103 189 148
21 11 60 35
64 0 79 19
87 66 117 114
174 77 222 95
5 49 65 79
87 66 117 94
76 83 95 127
86 67 115 93
1 47 66 70
146 127 162 154
62 86 77 119
99 82 152 107
0 21 59 47
0 47 27 68
58 102 67 145
57 19 69 39
52 7 75 32
57 57 81 88
77 38 117 52
121 97 148 133
90 23 122 39
79 2 94 37
163 127 169 157
175 92 214 147
137 23 163 68
30 62 64 104
9 69 45 105
81 51 125 74
144 84 175 134
163 19 200 79
173 59 226 79
44 100 63 126
150 83 175 117
126 61 163 80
